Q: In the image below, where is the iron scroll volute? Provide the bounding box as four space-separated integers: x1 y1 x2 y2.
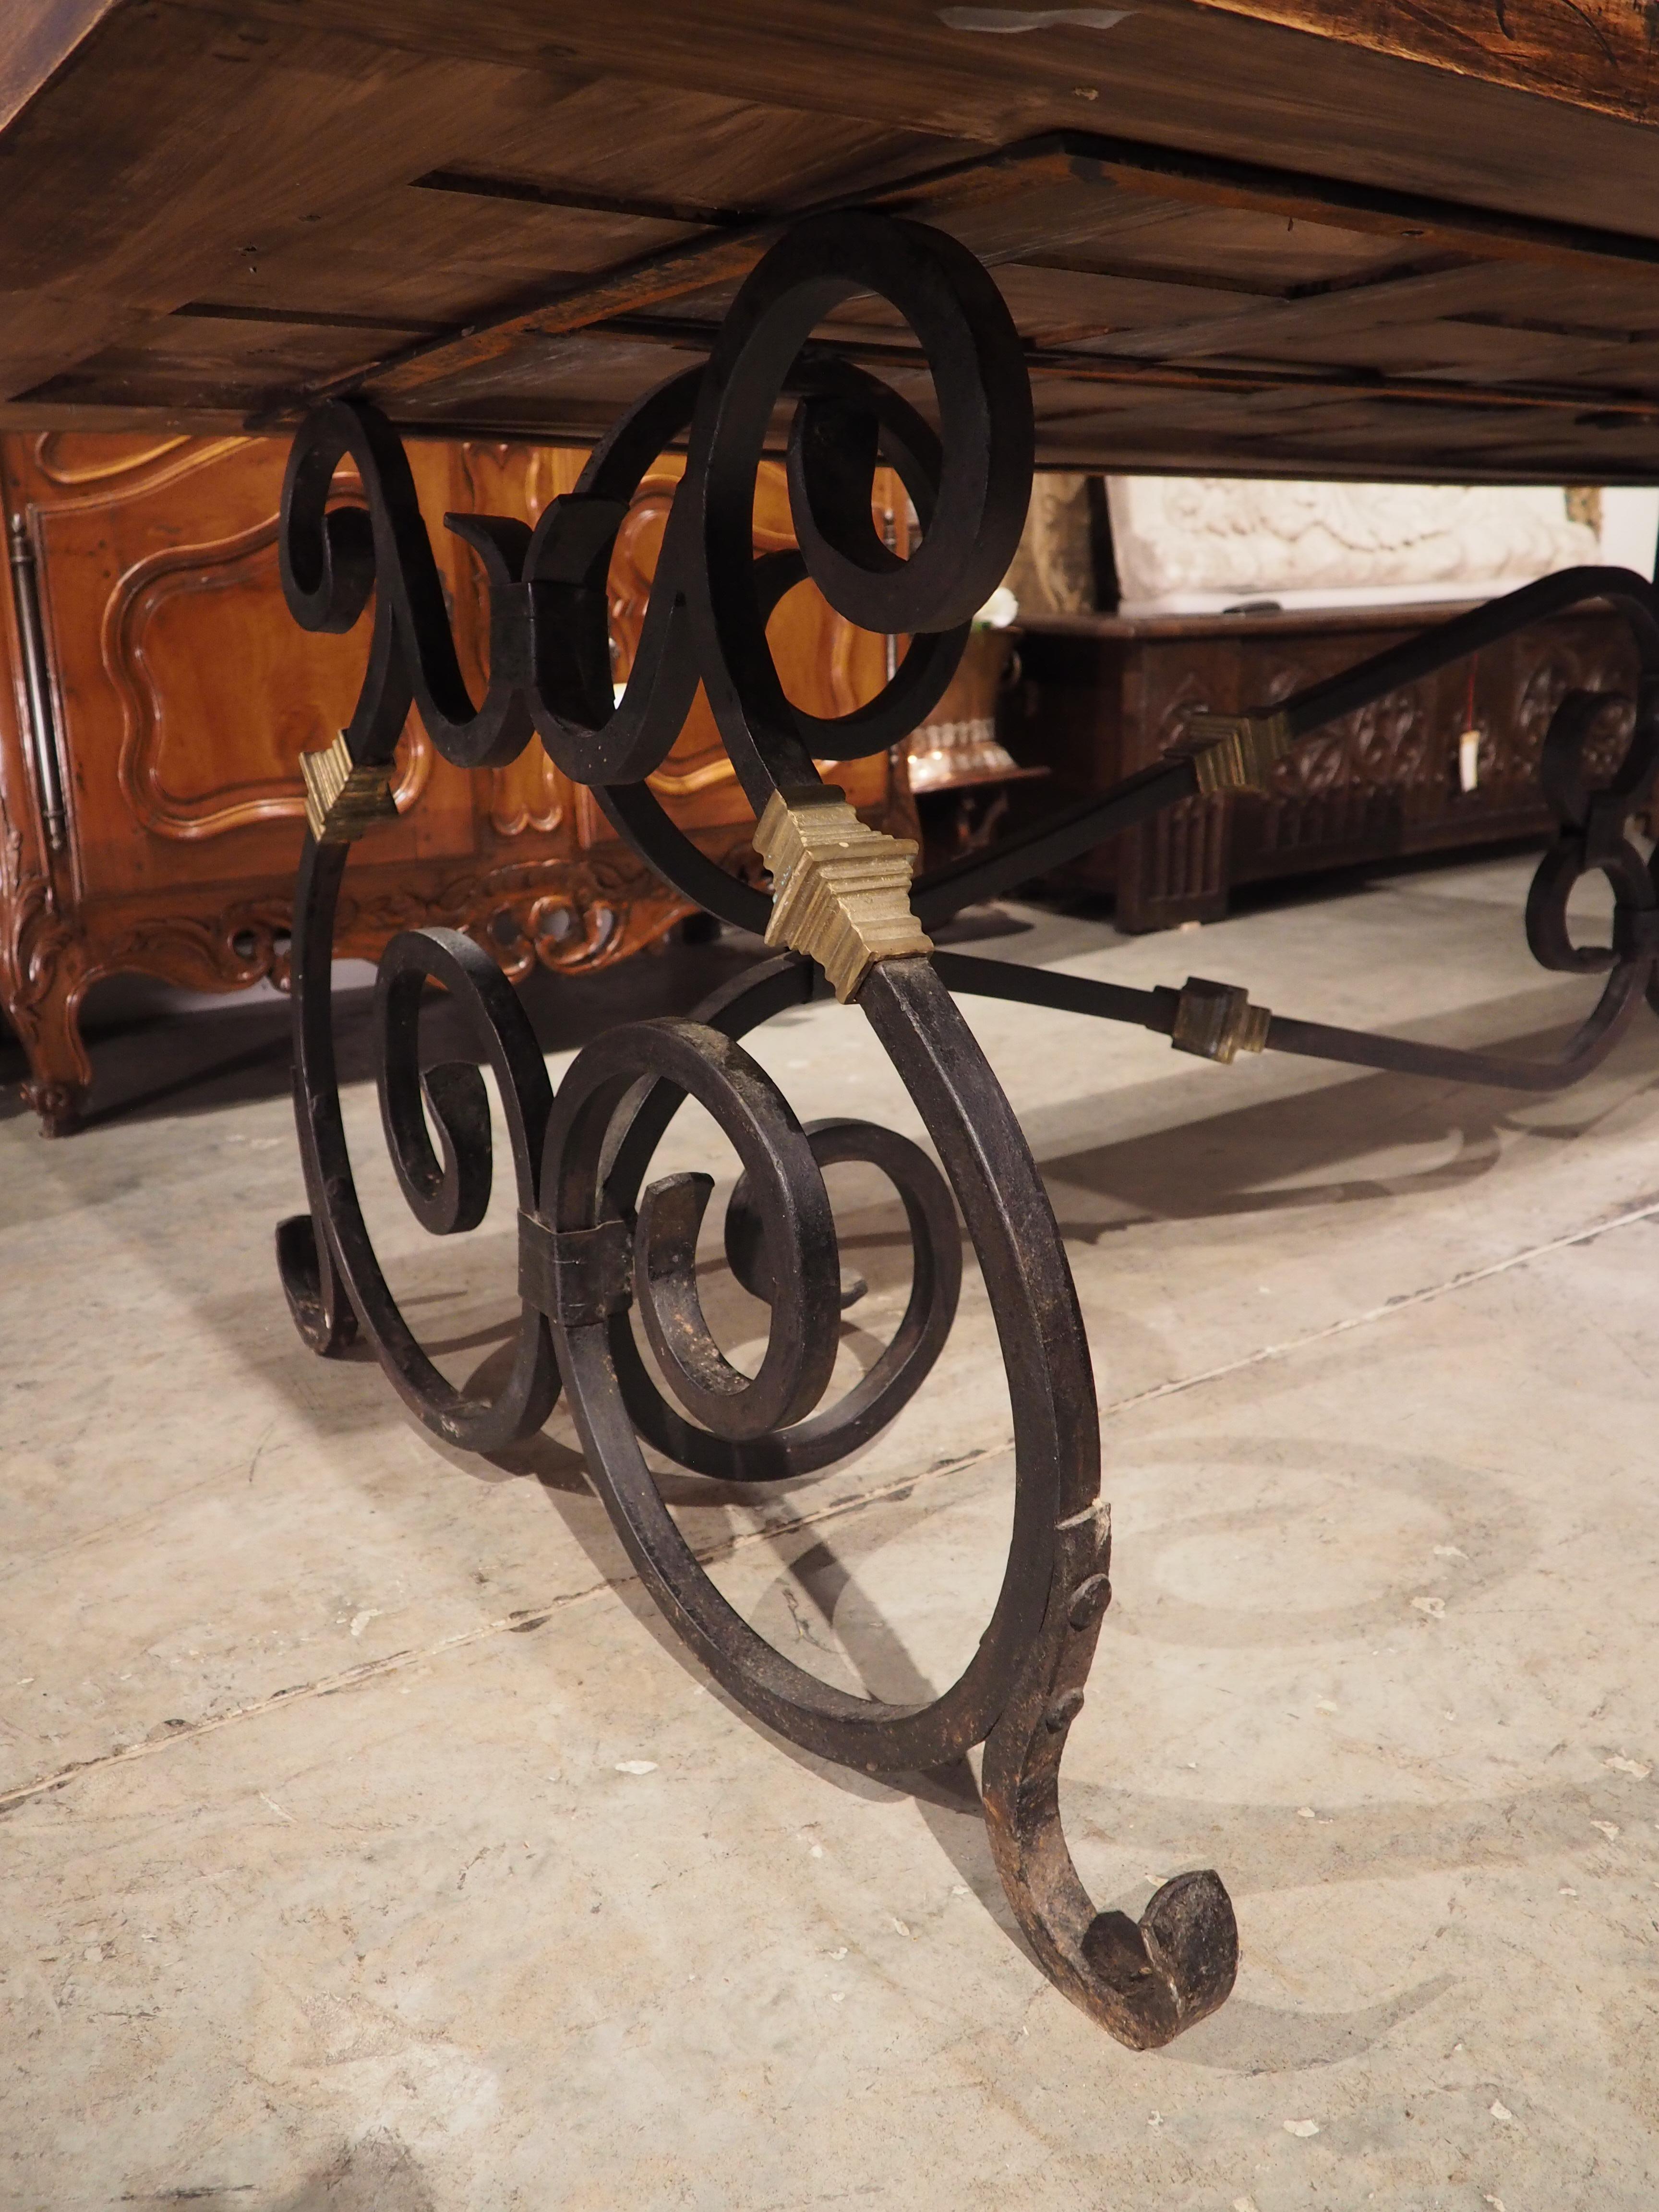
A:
274 206 1240 2050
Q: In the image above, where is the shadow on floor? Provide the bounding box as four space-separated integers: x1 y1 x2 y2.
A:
115 2128 437 2209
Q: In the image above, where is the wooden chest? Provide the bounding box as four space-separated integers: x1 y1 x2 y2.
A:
1004 602 1638 930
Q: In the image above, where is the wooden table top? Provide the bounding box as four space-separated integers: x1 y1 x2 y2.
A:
8 1 1659 480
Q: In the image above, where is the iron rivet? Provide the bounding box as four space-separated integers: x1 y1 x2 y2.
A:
1069 1574 1111 1630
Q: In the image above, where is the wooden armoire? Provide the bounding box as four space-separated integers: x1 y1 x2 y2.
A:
0 433 911 1133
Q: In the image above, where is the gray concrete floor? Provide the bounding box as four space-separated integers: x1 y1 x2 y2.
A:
3 852 1658 2211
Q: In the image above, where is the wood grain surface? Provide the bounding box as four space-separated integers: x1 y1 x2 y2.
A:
0 425 907 1129
6 1 1659 475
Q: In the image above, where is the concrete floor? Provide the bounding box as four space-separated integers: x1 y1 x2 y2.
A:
3 852 1658 2211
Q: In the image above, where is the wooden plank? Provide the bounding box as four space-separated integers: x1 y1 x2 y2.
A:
0 0 122 136
224 194 698 329
148 0 1659 242
414 78 953 217
247 132 1659 424
1183 0 1657 127
0 11 615 405
157 0 1110 143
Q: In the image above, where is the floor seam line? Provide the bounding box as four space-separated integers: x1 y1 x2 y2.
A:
17 1191 1652 1814
1099 1190 1659 1420
0 1439 1010 1817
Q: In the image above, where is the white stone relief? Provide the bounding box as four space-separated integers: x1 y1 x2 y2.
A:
1105 476 1654 617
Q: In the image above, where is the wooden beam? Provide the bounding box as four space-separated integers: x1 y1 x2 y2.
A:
1059 135 1659 273
591 314 1659 421
1 0 125 138
1183 0 1657 127
252 128 1659 427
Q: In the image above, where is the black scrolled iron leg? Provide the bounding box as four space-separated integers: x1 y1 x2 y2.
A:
981 1504 1237 2048
277 839 363 1362
273 201 1241 2047
272 187 1659 2052
537 984 1044 1774
854 958 1238 2042
276 1198 359 1358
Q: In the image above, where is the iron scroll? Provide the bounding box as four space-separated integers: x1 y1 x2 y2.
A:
275 205 1659 2046
276 208 1238 2048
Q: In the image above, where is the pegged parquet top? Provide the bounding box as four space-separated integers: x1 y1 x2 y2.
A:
9 0 1659 479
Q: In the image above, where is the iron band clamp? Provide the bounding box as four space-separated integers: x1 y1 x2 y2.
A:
1158 976 1273 1063
519 1213 636 1327
1169 709 1297 796
300 729 398 844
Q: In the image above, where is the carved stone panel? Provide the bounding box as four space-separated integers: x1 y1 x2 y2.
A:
1108 477 1602 616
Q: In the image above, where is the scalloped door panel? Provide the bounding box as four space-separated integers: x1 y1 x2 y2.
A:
599 456 902 843
11 431 478 901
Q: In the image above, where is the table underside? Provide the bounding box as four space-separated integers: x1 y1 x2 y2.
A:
12 0 1659 2054
9 0 1659 481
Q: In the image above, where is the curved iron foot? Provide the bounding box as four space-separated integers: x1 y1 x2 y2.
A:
982 1503 1238 2048
275 1209 359 1357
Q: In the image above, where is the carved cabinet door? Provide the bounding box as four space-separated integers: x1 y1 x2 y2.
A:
1 431 478 905
606 454 902 834
0 429 913 1131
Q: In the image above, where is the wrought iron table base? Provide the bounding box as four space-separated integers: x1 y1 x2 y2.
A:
273 210 1659 2049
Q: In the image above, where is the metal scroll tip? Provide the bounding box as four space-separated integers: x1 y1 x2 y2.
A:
1080 1869 1239 2049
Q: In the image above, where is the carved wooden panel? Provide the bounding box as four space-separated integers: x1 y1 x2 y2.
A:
11 430 476 901
604 455 906 839
1006 603 1640 930
0 427 910 1132
1114 659 1229 930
